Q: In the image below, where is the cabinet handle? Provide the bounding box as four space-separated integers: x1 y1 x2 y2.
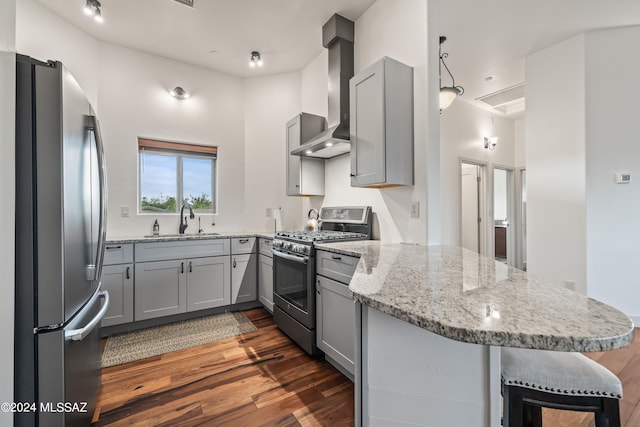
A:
350 174 355 177
126 266 130 279
239 239 249 244
106 245 122 250
233 258 237 268
181 262 184 274
189 261 193 273
331 255 342 260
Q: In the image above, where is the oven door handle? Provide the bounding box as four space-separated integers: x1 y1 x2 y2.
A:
272 249 309 265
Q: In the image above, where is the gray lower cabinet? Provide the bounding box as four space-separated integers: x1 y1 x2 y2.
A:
316 250 359 378
101 243 134 327
135 256 232 321
316 276 356 376
187 256 231 312
258 254 273 312
101 263 133 327
135 259 187 321
258 238 274 312
231 253 257 304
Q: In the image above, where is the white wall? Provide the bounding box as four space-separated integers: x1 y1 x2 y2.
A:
243 72 306 232
98 43 246 237
525 35 587 294
439 99 516 247
584 26 640 321
306 0 432 243
16 0 99 108
0 1 16 423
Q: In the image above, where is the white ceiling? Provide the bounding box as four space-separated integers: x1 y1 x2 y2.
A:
38 0 640 117
439 0 640 117
37 0 376 77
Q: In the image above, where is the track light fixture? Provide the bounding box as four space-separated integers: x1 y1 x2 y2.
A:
169 87 190 100
249 51 263 68
439 36 464 111
84 0 103 23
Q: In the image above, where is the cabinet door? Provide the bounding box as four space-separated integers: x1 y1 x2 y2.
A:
134 260 186 320
186 256 230 312
231 253 257 304
350 60 386 187
101 263 133 326
286 117 302 195
258 254 274 312
316 276 355 376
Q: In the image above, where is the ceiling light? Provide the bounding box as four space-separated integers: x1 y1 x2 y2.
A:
169 87 190 100
439 36 464 112
250 51 263 68
483 137 497 150
83 0 103 22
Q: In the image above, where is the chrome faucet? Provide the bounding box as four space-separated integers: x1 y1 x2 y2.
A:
179 204 195 234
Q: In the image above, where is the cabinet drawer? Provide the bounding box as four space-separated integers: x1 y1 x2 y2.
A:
135 239 230 262
259 238 273 257
231 237 256 254
103 243 133 265
316 250 359 284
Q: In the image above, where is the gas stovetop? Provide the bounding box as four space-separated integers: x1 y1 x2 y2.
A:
275 230 367 243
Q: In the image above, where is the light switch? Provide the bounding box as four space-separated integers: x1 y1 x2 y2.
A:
121 206 130 217
265 207 273 217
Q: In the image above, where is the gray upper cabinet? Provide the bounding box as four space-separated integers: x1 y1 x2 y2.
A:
286 113 325 196
350 57 414 188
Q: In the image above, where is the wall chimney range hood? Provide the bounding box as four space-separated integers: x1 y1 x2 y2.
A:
291 14 354 159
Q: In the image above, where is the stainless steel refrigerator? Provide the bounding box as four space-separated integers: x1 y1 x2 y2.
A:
15 54 109 427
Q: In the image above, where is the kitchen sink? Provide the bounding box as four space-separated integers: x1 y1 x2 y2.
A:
143 233 220 238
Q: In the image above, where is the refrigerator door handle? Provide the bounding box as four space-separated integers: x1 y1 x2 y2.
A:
85 115 108 282
65 290 110 342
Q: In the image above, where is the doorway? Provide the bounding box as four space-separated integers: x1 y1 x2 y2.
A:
460 161 485 255
493 166 515 266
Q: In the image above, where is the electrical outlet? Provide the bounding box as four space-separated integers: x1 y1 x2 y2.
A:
564 280 575 291
410 201 420 218
120 206 130 217
265 207 273 217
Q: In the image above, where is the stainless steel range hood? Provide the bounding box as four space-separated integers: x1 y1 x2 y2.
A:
291 14 354 159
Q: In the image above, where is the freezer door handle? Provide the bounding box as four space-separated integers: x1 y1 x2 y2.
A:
65 290 110 341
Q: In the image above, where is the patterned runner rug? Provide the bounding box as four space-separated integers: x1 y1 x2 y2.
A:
101 311 257 367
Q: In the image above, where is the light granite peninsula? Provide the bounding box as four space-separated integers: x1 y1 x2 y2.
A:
314 242 634 427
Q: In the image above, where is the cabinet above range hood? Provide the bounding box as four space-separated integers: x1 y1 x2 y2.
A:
290 14 354 159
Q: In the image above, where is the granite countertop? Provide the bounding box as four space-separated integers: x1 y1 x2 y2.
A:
315 242 634 352
107 231 275 244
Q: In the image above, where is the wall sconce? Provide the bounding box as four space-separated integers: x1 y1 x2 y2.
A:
169 86 190 100
484 137 498 150
84 0 103 23
439 36 464 112
249 51 263 68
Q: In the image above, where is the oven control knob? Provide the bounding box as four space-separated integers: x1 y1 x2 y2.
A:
284 242 292 250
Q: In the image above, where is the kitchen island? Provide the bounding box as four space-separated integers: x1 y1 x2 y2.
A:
315 242 634 427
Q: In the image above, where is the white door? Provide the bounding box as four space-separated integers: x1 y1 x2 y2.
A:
461 163 482 253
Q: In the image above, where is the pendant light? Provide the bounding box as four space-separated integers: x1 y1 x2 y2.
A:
439 36 464 111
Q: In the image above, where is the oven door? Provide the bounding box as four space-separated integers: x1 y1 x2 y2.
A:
272 248 315 329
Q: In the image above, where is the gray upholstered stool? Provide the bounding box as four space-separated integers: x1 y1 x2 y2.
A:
501 347 622 427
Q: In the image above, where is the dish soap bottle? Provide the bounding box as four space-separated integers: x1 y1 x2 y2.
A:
153 219 160 236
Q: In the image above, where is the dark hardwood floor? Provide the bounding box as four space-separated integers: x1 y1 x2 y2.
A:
93 308 639 427
92 308 354 426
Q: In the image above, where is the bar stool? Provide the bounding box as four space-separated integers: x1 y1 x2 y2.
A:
501 347 622 427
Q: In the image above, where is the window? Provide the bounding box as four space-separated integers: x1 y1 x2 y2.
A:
138 138 217 214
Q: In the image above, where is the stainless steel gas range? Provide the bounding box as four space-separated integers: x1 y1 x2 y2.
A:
272 206 373 355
